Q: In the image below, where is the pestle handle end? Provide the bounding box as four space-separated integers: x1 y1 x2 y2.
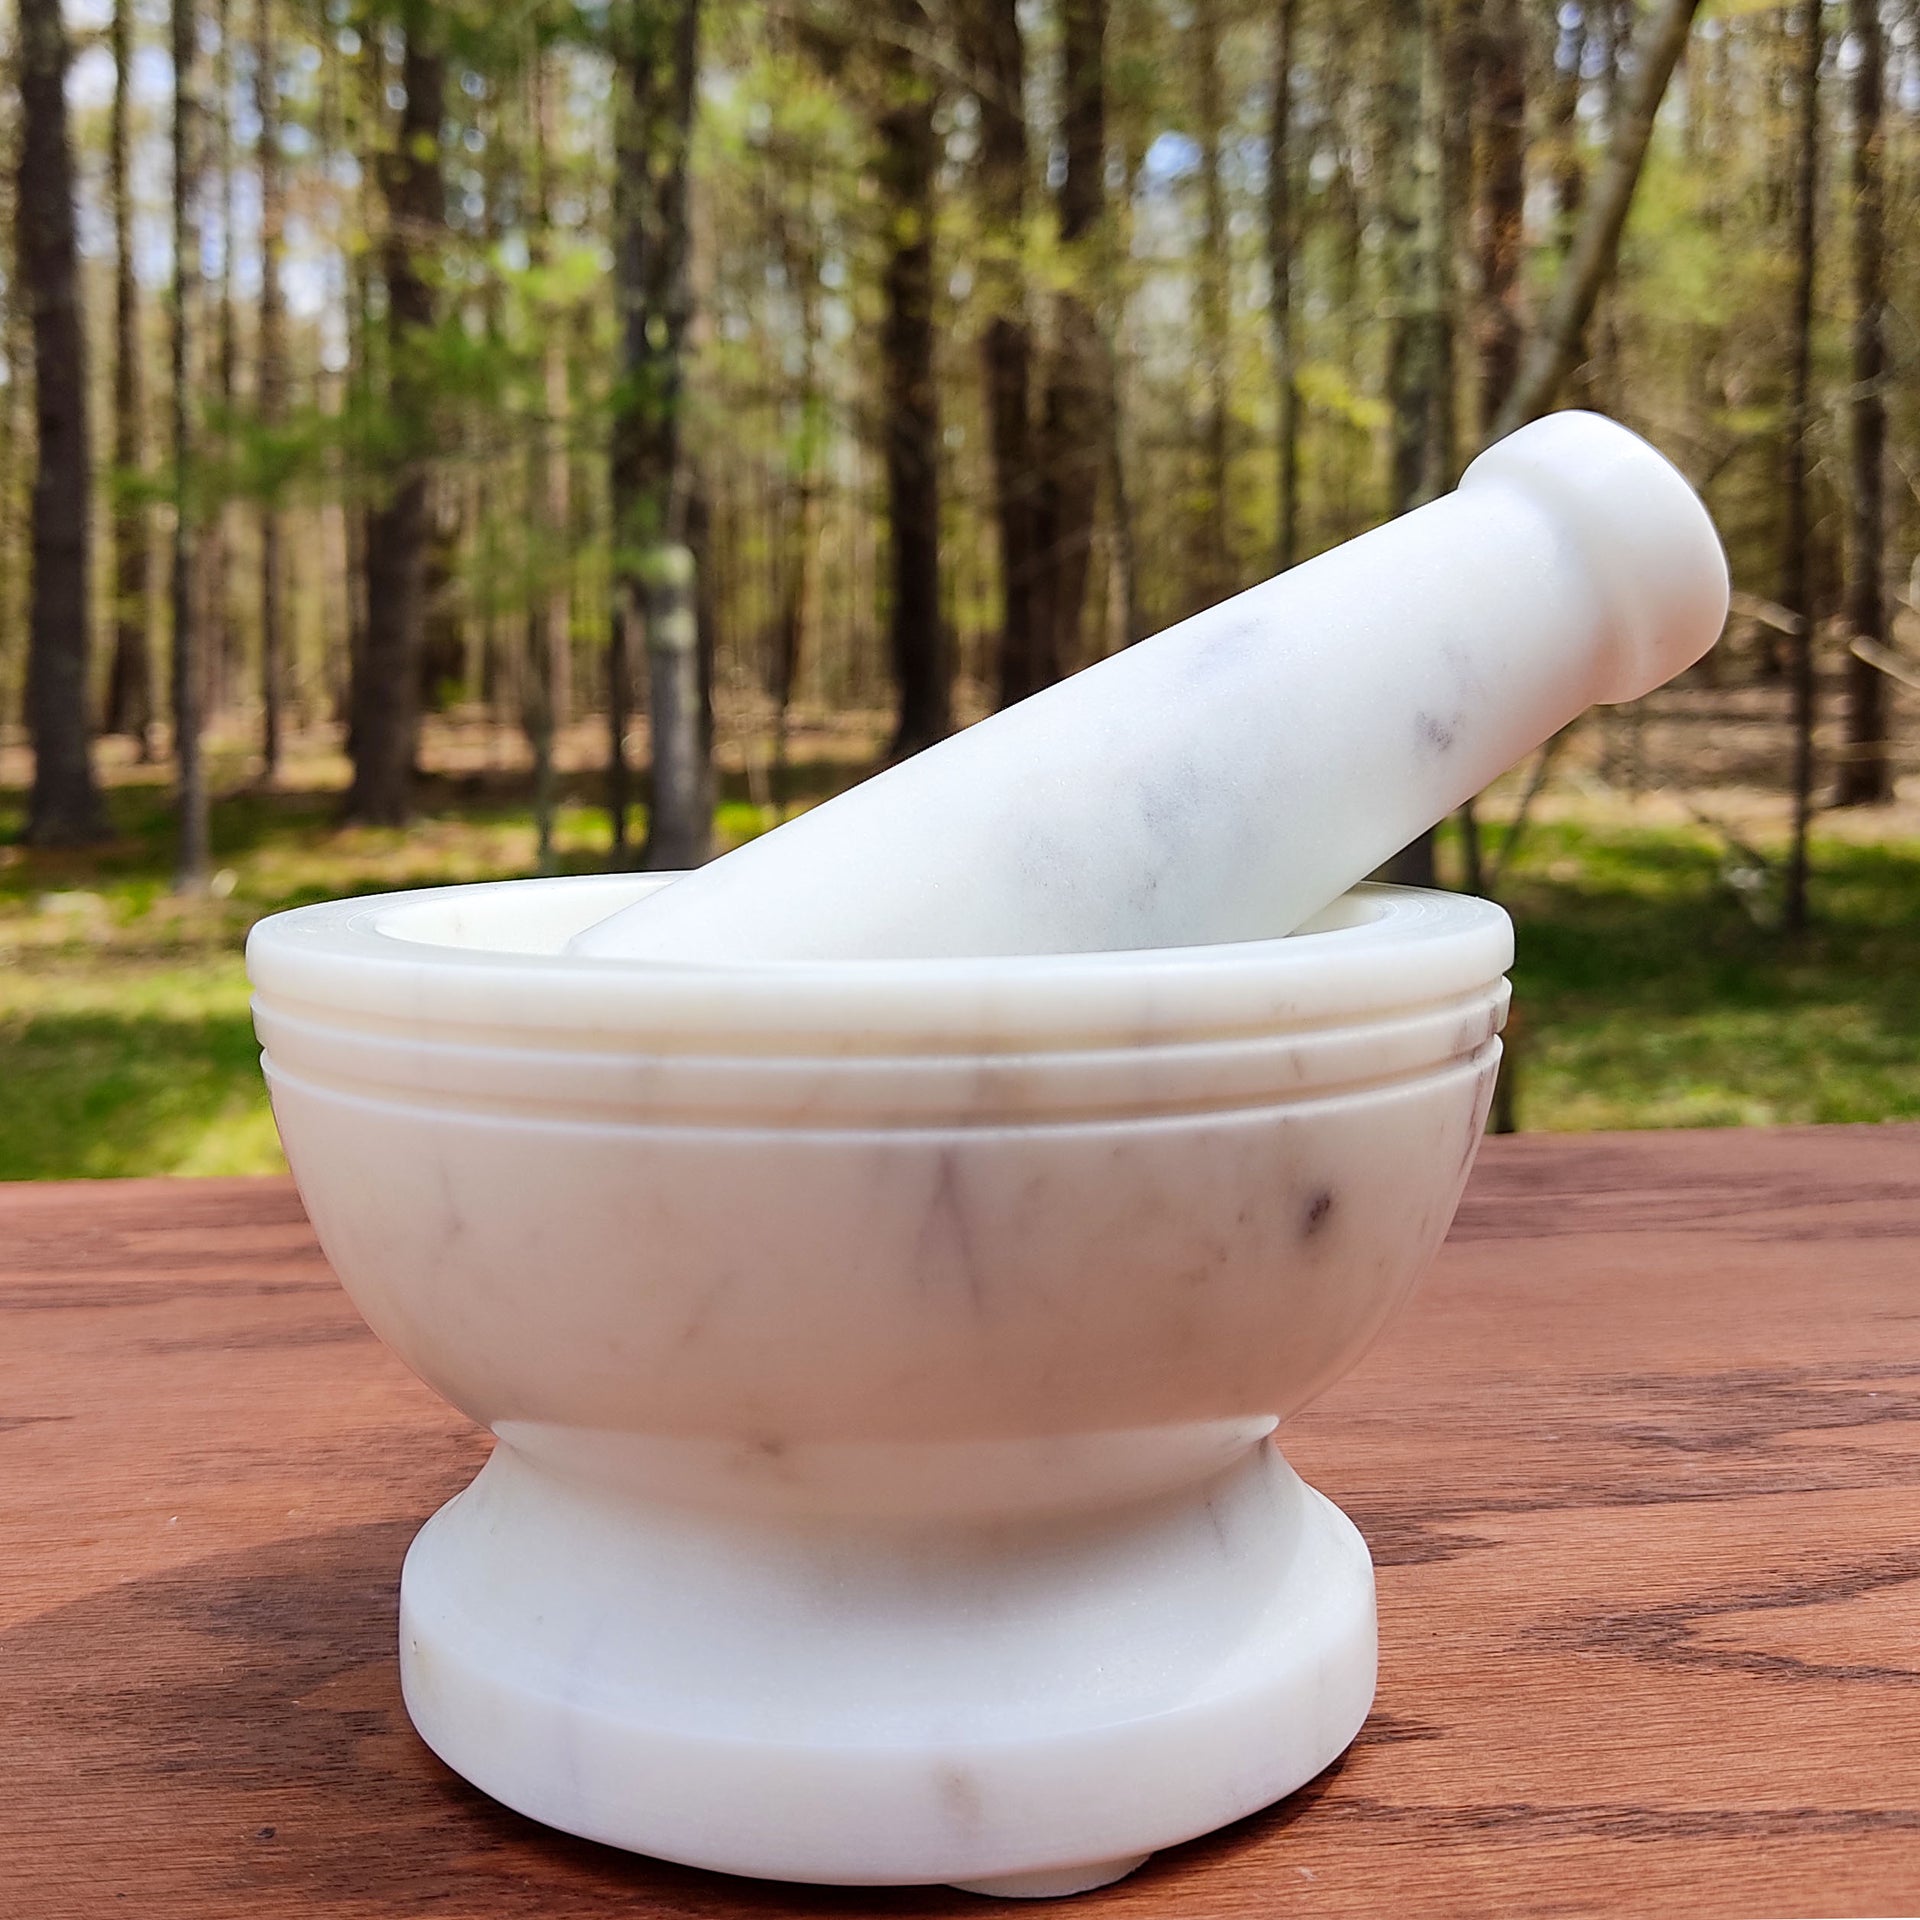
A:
1463 410 1731 706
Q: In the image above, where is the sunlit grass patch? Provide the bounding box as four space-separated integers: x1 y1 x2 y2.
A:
0 769 791 1180
1 768 1916 1175
0 957 281 1178
1488 819 1920 1132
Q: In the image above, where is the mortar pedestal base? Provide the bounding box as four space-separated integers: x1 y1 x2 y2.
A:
398 1437 1377 1897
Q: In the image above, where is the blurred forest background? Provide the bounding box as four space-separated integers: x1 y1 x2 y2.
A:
1 0 1917 1177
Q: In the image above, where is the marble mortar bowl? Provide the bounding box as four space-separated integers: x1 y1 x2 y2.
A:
246 873 1512 1899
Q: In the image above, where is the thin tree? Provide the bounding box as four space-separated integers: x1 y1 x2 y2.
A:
105 0 153 753
609 0 710 868
208 0 237 714
1032 0 1107 669
1492 0 1704 438
1679 17 1725 684
1458 0 1528 898
1097 0 1141 646
1192 0 1232 602
1835 0 1889 806
1548 0 1585 257
1474 0 1526 432
1267 0 1298 573
16 0 109 844
1781 0 1823 932
528 48 565 870
1382 0 1425 518
171 0 210 888
966 0 1044 705
765 133 823 812
254 0 287 781
1383 0 1459 891
876 0 948 760
1413 0 1460 504
345 5 445 826
0 240 18 713
329 22 374 739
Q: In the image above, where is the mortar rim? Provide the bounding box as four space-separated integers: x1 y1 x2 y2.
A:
247 875 1513 1049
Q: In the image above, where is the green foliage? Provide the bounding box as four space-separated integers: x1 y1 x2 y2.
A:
1294 360 1390 434
2 0 1915 1182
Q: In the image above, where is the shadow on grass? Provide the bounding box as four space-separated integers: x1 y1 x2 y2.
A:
1496 822 1920 1129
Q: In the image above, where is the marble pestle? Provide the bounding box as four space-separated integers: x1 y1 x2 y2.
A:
572 409 1729 965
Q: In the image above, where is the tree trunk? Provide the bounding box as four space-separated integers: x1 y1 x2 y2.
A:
1032 0 1107 671
207 0 237 720
610 0 710 869
688 470 717 778
643 543 705 867
1383 0 1425 519
1781 0 1822 932
769 159 822 815
1382 0 1458 891
968 0 1043 705
1101 71 1142 646
1419 0 1462 502
171 0 210 886
346 11 445 827
17 0 109 845
104 0 152 754
417 486 463 712
1267 0 1298 572
1104 349 1141 647
607 599 635 855
543 352 574 733
1679 24 1723 686
1573 0 1631 411
1474 0 1525 435
1193 0 1232 601
528 52 565 871
1492 0 1703 439
1379 0 1425 891
254 0 287 781
1324 13 1363 537
1548 1 1586 307
0 266 16 702
877 4 949 761
1456 0 1528 911
534 70 574 739
1385 0 1463 509
1835 0 1888 807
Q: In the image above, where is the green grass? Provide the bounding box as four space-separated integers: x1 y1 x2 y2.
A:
2 770 1916 1178
0 957 277 1178
1490 819 1920 1131
0 767 781 1180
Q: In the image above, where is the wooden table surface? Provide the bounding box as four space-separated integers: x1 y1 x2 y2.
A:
4 1126 1919 1919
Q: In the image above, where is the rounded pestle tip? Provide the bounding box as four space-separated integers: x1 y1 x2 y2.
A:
1461 410 1730 706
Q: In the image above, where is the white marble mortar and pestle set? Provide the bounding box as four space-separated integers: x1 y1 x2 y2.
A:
248 411 1729 1898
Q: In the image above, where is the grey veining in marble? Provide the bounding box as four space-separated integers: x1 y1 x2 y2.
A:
247 873 1512 1894
569 410 1728 966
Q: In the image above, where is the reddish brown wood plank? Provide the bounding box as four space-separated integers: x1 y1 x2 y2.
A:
3 1129 1918 1918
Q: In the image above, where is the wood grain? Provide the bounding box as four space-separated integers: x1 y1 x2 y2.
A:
3 1129 1918 1918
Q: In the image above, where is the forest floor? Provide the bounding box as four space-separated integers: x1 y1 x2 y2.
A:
1 677 1917 1180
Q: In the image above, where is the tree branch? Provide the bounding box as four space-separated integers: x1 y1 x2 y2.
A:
1490 0 1703 440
